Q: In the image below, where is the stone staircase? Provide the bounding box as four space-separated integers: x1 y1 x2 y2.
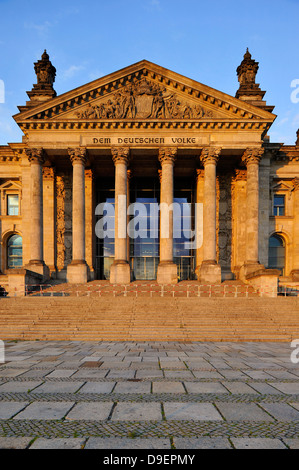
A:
0 295 299 342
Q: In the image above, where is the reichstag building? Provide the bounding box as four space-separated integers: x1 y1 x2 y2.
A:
0 49 298 293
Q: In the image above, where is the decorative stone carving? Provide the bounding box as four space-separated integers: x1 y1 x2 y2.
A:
241 147 264 166
27 50 57 101
158 147 177 165
292 177 299 192
42 166 55 180
75 77 213 120
111 146 130 165
233 169 247 181
196 168 205 181
200 147 222 165
56 174 72 270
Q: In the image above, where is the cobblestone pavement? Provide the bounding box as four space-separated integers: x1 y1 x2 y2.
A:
0 340 299 449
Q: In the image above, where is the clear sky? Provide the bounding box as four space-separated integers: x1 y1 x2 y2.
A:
0 0 298 145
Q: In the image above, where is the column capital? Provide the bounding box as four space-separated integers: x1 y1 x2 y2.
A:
158 147 177 165
68 147 87 165
241 147 264 166
111 146 130 165
25 147 45 165
200 147 221 166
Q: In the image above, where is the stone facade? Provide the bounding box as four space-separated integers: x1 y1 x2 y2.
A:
0 50 298 290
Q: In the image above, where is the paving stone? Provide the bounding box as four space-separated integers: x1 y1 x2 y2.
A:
29 438 86 449
220 382 259 394
192 371 224 379
106 370 136 379
269 383 299 394
242 370 273 380
215 403 274 422
46 369 77 378
85 438 171 449
79 382 116 394
34 381 85 393
220 370 250 379
184 382 228 394
282 439 299 449
248 382 283 395
14 402 75 420
164 403 223 421
0 380 43 393
160 361 187 369
152 381 185 394
0 402 29 419
174 438 232 449
65 402 114 420
231 438 287 449
0 369 29 377
259 403 299 421
290 403 299 411
0 437 33 449
135 370 163 379
71 369 108 379
111 403 162 421
113 382 151 394
164 371 194 379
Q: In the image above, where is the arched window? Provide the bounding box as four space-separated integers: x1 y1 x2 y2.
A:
7 234 23 269
268 234 285 275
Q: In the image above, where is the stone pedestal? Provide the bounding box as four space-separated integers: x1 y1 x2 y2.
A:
66 261 88 284
110 260 131 285
246 269 280 297
157 148 178 285
199 261 221 284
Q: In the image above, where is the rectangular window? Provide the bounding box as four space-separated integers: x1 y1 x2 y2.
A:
273 195 285 216
7 195 19 216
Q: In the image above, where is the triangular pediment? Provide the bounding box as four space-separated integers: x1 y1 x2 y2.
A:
0 180 22 191
271 181 293 192
14 60 276 132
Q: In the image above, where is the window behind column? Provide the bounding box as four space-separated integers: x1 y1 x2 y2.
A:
7 234 23 268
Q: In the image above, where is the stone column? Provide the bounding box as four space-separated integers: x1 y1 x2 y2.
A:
199 147 222 284
195 168 204 279
67 147 88 284
110 147 131 284
157 147 178 284
85 169 95 280
239 147 265 279
43 166 56 277
25 148 49 279
291 177 299 281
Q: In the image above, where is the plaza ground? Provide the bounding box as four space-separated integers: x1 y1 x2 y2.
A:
0 340 299 449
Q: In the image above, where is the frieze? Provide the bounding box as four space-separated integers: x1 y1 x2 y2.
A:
75 77 213 121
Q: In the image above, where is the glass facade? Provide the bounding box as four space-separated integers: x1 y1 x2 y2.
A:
129 179 160 280
268 234 285 275
7 234 23 268
95 180 115 279
95 177 195 281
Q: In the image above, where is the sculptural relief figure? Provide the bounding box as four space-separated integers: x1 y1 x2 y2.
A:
75 77 212 120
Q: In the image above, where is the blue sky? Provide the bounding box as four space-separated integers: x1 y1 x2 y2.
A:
0 0 298 145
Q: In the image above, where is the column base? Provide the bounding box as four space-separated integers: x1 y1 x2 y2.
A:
110 260 131 285
239 262 265 282
157 262 178 285
25 261 50 281
199 261 221 284
67 260 88 284
291 270 299 282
